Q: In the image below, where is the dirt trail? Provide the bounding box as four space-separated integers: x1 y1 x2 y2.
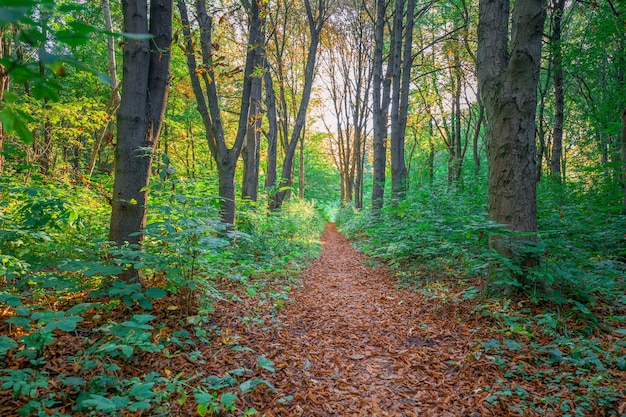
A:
255 223 496 417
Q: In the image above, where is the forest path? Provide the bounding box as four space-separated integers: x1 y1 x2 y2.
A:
253 223 495 416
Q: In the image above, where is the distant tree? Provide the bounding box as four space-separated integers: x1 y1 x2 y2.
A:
549 0 565 182
271 0 330 210
477 0 546 290
177 0 261 224
108 0 172 281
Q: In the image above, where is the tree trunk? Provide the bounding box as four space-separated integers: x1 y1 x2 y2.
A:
622 107 626 210
371 0 391 212
178 0 259 224
264 69 278 192
87 0 121 179
477 0 546 292
390 0 414 201
298 126 305 199
109 0 172 282
273 0 326 210
242 20 265 203
473 96 484 177
219 159 237 225
549 0 565 182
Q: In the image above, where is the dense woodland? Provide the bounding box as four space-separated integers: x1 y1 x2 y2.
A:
0 0 625 415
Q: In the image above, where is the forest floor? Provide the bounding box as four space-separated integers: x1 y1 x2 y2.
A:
186 222 578 417
2 223 624 416
239 222 502 416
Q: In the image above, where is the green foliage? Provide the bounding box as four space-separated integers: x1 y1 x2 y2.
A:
338 176 625 416
0 172 325 416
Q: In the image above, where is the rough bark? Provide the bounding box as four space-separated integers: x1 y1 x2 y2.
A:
371 0 390 212
477 0 546 291
242 23 265 202
109 0 172 281
390 0 413 201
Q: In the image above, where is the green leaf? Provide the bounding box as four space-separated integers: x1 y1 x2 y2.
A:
257 356 275 373
615 329 626 335
145 287 167 299
503 339 523 351
131 314 156 324
0 294 23 307
81 395 129 413
549 348 564 365
61 376 86 387
239 378 276 394
55 316 83 332
220 392 237 409
0 336 18 357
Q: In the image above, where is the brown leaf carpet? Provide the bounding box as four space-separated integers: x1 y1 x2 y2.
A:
254 223 499 416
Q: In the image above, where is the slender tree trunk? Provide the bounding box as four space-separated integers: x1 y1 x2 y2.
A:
264 70 278 192
298 126 305 199
453 51 462 183
273 0 327 209
87 0 121 179
109 0 172 282
477 0 546 292
549 0 565 182
0 27 12 175
473 97 484 177
622 107 626 210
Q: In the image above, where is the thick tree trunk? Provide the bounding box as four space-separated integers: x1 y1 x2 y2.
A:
389 0 404 201
390 0 414 201
549 0 565 182
219 160 237 225
477 0 546 292
371 0 390 212
242 22 265 202
109 0 172 281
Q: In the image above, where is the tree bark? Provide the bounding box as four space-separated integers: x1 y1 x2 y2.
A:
242 18 265 203
109 0 172 281
298 126 305 199
477 0 546 291
371 0 391 213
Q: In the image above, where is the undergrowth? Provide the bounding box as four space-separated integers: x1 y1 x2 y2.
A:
0 175 325 416
336 177 626 416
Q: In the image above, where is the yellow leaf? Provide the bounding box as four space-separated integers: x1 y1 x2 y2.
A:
129 198 137 205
